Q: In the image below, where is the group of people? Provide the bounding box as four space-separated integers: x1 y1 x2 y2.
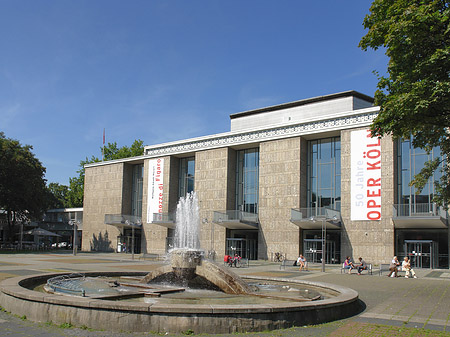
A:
343 256 368 275
388 256 417 278
224 253 241 267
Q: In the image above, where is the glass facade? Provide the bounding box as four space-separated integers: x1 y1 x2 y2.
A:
236 148 259 214
397 138 442 208
307 137 341 210
179 157 195 198
131 164 144 217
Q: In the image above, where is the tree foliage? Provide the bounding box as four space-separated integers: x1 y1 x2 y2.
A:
359 0 450 204
66 140 145 207
0 132 49 241
46 182 69 209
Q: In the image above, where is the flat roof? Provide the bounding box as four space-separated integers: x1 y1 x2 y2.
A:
229 90 374 120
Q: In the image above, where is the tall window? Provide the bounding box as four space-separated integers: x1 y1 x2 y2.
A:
397 138 442 207
179 157 195 198
307 137 341 210
236 148 259 214
131 164 144 217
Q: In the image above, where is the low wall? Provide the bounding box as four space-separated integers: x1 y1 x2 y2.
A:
0 272 360 334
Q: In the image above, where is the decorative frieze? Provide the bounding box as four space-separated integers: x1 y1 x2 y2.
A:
145 108 378 157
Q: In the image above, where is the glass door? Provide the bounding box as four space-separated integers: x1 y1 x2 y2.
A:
226 238 257 259
403 240 438 269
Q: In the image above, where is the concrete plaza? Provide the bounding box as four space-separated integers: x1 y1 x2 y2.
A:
0 252 448 336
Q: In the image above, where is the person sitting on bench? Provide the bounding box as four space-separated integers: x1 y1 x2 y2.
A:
343 256 355 274
357 257 367 275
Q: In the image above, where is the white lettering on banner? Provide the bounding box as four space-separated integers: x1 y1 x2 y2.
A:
147 158 164 223
351 129 382 221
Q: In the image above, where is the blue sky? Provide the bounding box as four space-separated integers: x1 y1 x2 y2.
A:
0 0 387 186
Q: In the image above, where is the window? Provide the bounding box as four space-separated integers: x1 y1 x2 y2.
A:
307 137 341 210
179 157 195 198
236 148 259 214
397 138 442 208
131 164 144 217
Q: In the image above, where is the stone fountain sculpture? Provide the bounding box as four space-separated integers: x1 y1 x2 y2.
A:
141 192 251 294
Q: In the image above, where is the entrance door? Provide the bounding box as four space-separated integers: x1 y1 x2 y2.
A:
304 238 338 264
403 240 438 269
118 229 141 254
225 238 257 260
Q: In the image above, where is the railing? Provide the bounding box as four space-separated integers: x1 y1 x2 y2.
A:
46 273 86 297
291 207 342 222
213 210 258 223
151 213 175 223
104 214 142 225
393 203 448 218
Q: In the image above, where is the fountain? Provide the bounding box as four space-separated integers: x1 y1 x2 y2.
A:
0 192 360 334
141 192 252 294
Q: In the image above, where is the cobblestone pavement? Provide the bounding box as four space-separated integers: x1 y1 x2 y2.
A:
0 252 449 336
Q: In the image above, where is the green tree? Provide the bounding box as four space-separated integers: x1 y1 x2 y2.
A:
66 140 145 207
0 132 49 241
359 0 450 204
47 182 69 209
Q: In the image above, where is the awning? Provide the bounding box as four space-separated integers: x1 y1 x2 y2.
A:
24 228 61 237
392 216 448 229
104 214 142 229
148 213 175 229
392 204 448 229
290 208 342 230
213 211 259 230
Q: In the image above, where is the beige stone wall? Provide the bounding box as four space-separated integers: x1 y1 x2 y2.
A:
82 164 124 252
195 148 230 256
259 137 303 260
341 129 395 264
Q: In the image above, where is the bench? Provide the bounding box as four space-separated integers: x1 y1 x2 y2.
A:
280 259 308 270
379 263 406 277
341 262 373 275
139 253 163 261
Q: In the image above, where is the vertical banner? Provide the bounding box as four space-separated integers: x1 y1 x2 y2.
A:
351 129 382 221
147 158 164 223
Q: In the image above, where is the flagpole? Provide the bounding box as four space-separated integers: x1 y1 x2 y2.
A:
102 128 105 161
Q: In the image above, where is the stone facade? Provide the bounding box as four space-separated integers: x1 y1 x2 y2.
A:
258 137 303 259
194 148 230 255
82 163 125 252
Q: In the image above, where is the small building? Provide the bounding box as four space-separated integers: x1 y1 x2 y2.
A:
38 208 83 248
82 91 448 268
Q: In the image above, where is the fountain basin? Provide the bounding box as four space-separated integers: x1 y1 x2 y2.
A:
0 271 360 334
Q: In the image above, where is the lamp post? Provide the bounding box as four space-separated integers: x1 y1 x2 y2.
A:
68 220 80 256
321 218 326 272
203 217 216 260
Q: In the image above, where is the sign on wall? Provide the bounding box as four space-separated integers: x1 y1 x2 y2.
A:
351 129 382 221
147 158 164 223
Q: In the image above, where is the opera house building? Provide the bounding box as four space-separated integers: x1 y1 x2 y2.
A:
82 91 448 268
